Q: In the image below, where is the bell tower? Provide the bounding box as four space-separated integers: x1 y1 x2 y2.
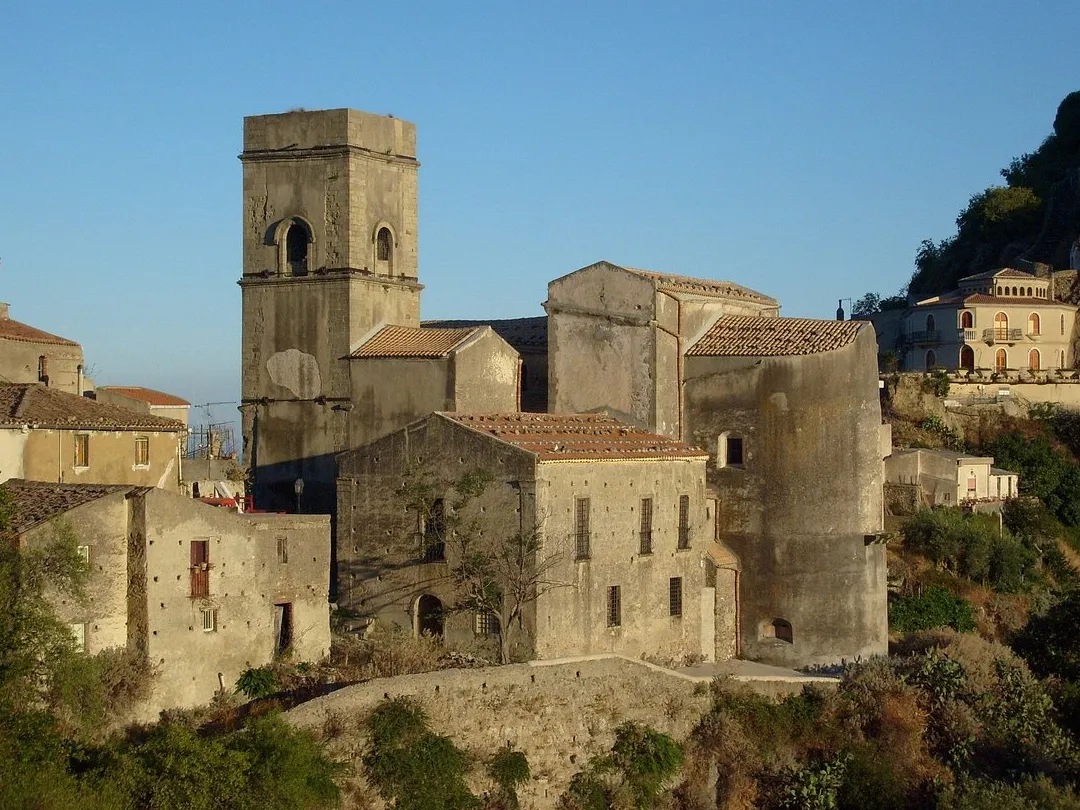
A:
239 108 422 513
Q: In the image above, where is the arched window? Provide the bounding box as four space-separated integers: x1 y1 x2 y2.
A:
925 349 936 369
960 345 975 371
926 314 936 333
285 220 309 276
1062 314 1067 336
415 594 444 638
1029 349 1041 371
1062 350 1067 369
37 355 48 383
375 227 394 275
994 312 1008 339
996 285 1003 295
960 311 973 329
996 348 1008 371
1027 287 1033 297
1012 286 1019 296
1028 313 1040 335
762 618 793 643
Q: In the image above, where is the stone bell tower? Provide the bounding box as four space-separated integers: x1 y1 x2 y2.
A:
239 108 421 514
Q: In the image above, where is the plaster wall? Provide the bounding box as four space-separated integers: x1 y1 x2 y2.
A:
0 336 84 394
21 429 180 490
93 390 191 429
885 451 994 504
683 328 888 667
453 331 521 412
0 429 27 481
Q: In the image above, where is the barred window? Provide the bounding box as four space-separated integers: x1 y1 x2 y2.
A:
70 622 87 651
74 434 89 468
677 495 690 549
575 498 591 559
474 612 500 636
422 499 446 562
276 536 289 564
606 585 621 627
669 577 683 617
201 608 217 633
639 498 653 554
190 540 210 598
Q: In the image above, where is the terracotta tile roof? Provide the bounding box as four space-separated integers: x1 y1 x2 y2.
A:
440 412 708 462
0 316 80 347
959 267 1036 282
619 265 777 305
687 316 863 357
0 383 186 431
422 317 547 352
96 386 190 406
350 325 481 358
2 478 133 533
914 293 1071 307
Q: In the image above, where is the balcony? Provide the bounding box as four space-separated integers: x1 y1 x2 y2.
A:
901 329 941 345
958 329 977 341
982 328 1024 344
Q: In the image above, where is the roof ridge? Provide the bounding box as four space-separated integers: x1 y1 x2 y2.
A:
12 383 35 420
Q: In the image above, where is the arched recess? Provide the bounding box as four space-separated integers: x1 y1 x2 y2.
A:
1028 312 1041 335
1029 349 1041 371
960 345 975 371
415 594 444 638
926 314 936 333
373 223 396 276
274 216 315 277
996 348 1008 371
762 618 793 643
925 349 937 369
960 311 974 329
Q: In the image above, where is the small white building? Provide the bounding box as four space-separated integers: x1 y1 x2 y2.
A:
885 448 1019 506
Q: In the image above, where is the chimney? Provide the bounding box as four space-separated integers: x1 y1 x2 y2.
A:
836 299 845 321
0 302 9 319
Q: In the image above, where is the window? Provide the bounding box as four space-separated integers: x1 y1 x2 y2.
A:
1028 312 1041 336
925 349 936 369
134 436 149 467
669 577 683 617
77 544 90 565
376 227 393 263
1029 349 1041 371
38 355 48 383
960 311 973 328
190 540 209 598
70 622 87 651
285 221 309 276
74 434 89 468
960 345 975 371
423 499 446 562
1027 287 1033 297
719 433 744 468
995 348 1008 371
677 495 690 549
925 314 935 333
967 476 977 493
606 585 621 627
996 285 1002 295
274 603 292 651
639 498 653 554
763 618 793 643
575 498 591 559
201 608 217 633
1062 350 1067 369
1062 314 1067 336
276 536 289 564
474 611 500 636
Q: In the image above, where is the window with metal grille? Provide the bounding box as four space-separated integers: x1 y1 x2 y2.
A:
190 540 210 598
575 498 591 559
38 355 48 383
606 585 621 627
74 434 89 468
201 608 217 633
677 495 690 549
422 499 446 562
474 611 500 636
639 498 653 554
134 436 149 467
276 536 289 564
669 577 683 616
376 227 393 262
70 622 86 651
77 544 91 565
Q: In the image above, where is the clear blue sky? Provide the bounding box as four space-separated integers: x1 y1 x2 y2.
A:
1 1 1077 428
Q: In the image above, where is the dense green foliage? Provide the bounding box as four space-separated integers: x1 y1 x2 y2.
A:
890 586 977 634
236 664 279 699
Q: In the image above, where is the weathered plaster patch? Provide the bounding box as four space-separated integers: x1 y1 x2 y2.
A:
768 392 789 411
267 349 322 399
156 457 176 490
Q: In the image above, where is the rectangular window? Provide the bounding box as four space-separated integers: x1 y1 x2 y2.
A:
190 539 209 598
74 434 89 468
575 498 591 560
727 436 744 466
639 498 653 555
606 585 621 627
274 603 292 651
967 476 977 493
77 544 91 565
677 495 690 549
38 355 48 382
474 611 500 636
70 622 87 651
669 577 683 617
200 608 217 633
276 536 289 564
134 436 149 467
422 499 446 562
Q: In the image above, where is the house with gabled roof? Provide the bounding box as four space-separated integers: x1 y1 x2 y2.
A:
337 411 734 664
0 382 185 490
0 302 87 394
94 386 191 428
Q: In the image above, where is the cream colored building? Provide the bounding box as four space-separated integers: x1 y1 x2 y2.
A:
0 302 88 394
0 383 184 490
899 268 1076 373
885 448 1019 506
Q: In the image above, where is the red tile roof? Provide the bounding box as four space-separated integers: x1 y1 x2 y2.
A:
687 316 863 357
619 265 777 305
0 383 186 431
914 293 1071 308
440 412 707 462
2 479 133 533
422 317 547 352
351 325 481 358
96 386 190 406
0 316 80 347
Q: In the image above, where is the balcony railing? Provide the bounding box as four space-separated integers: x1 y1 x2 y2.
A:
959 329 977 341
902 330 941 345
982 328 1024 344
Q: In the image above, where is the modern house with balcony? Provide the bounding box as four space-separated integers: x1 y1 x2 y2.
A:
889 268 1077 374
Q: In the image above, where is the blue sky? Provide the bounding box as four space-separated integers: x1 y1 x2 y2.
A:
1 1 1077 428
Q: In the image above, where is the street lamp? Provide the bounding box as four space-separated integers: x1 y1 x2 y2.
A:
294 477 304 513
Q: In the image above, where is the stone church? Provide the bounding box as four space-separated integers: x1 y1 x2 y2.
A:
239 108 888 667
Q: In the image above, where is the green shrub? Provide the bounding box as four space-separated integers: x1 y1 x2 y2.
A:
1012 590 1080 681
609 722 683 809
890 587 976 634
487 748 530 809
236 665 279 700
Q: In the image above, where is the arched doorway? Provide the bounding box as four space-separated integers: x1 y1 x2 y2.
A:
925 349 937 369
1029 349 1041 371
960 345 975 371
415 594 444 638
996 348 1008 371
926 314 936 333
994 312 1008 339
1028 313 1041 336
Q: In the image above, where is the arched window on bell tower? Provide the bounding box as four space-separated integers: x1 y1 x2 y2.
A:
285 220 310 277
374 226 394 276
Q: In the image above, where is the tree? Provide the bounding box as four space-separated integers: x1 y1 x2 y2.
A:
851 293 881 319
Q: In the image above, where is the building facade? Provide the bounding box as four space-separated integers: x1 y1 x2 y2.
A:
885 448 1019 506
0 302 87 394
94 386 191 428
